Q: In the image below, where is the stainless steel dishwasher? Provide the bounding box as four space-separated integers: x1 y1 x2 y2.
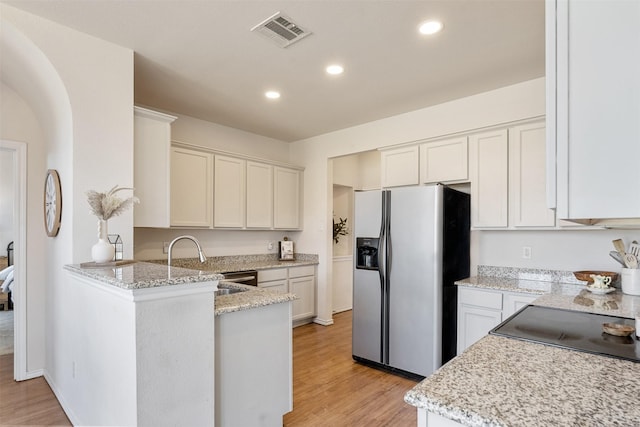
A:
220 270 258 286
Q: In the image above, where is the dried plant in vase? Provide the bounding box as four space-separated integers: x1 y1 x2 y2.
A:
86 186 139 263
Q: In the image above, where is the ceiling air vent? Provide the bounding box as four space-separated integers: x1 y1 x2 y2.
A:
251 12 312 48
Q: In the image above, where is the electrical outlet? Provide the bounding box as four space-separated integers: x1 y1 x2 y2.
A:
268 242 274 251
163 242 169 254
522 246 532 259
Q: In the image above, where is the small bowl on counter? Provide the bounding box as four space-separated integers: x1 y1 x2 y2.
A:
602 323 635 337
573 271 619 284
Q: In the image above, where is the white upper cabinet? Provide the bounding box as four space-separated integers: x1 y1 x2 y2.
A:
274 167 301 230
420 137 469 184
246 161 274 229
380 146 419 188
470 121 555 229
171 147 213 227
547 0 640 221
509 122 555 228
469 129 509 228
214 155 246 228
133 106 177 228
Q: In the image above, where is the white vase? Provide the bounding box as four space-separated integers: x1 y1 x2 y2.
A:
91 219 115 264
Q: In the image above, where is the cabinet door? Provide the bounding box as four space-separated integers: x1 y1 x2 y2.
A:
457 305 502 355
214 155 246 228
290 276 315 322
503 293 537 319
380 146 419 188
509 122 556 227
246 161 273 228
550 0 640 219
170 147 213 227
420 137 468 184
274 167 301 230
469 130 509 228
134 107 176 228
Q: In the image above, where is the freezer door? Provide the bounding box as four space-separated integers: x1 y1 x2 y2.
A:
386 185 443 377
352 190 384 363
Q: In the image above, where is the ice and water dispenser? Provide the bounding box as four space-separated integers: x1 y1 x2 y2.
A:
356 237 379 270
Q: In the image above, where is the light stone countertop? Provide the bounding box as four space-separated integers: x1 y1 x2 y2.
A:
64 262 297 315
213 281 296 316
64 261 223 290
405 334 640 427
405 266 640 426
146 253 318 274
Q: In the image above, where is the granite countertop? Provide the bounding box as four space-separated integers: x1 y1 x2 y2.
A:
146 253 318 274
214 281 296 316
64 261 223 290
407 265 640 426
65 262 294 313
405 334 640 426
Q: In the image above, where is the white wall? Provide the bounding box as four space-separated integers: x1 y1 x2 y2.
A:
0 149 14 253
1 4 134 423
135 227 300 260
171 112 290 163
477 228 640 273
291 78 546 324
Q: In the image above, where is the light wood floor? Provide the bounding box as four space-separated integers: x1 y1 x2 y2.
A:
284 310 418 426
0 310 417 426
0 354 71 426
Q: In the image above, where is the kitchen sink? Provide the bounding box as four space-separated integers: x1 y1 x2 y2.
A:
215 285 249 296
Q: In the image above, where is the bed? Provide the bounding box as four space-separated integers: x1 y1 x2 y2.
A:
0 242 13 310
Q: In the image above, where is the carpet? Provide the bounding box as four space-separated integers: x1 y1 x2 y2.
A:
0 310 14 355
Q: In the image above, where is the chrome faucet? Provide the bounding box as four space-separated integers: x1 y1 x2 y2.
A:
167 235 207 266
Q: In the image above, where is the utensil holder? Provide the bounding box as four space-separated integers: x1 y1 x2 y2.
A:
621 268 640 296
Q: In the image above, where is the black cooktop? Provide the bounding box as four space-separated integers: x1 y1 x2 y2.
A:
490 305 640 363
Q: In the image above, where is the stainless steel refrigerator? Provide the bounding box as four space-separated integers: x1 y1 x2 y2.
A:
352 184 470 378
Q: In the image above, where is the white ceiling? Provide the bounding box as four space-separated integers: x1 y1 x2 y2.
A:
3 0 545 142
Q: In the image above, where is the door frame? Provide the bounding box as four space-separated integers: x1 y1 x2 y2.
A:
1 140 28 380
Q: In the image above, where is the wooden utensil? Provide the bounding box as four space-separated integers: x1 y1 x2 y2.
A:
613 238 626 255
630 240 640 259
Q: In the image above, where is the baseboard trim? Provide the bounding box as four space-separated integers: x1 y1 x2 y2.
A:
44 370 80 426
22 368 44 380
313 317 334 326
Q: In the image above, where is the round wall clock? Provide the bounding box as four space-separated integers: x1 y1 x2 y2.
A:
44 169 62 237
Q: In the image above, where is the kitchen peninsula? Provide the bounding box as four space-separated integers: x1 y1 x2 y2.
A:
63 262 221 426
63 260 301 427
405 269 640 426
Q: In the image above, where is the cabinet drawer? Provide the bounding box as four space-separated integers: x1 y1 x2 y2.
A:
458 287 503 310
258 268 288 282
258 279 288 294
289 265 315 278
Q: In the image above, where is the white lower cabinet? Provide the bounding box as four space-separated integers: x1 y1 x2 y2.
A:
457 286 538 355
503 292 537 319
258 265 316 326
215 301 292 427
258 268 288 294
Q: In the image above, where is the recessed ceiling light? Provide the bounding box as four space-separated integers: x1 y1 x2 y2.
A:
326 64 344 75
265 91 281 99
418 20 443 35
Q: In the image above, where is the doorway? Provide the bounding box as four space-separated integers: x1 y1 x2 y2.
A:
330 150 381 313
0 140 27 380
